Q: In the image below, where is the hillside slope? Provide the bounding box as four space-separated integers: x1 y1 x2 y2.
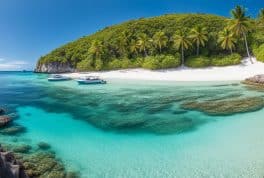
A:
35 14 263 73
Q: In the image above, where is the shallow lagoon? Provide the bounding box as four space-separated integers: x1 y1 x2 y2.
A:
1 72 264 177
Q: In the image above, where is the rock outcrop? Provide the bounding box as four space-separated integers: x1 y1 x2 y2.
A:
0 125 26 135
34 62 75 73
0 145 29 178
244 74 264 86
181 97 264 116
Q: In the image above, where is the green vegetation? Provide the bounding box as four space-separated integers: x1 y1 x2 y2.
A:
211 53 242 66
189 26 208 55
142 54 181 69
218 28 236 54
37 6 264 71
229 6 252 63
185 56 211 68
186 53 242 68
253 44 264 62
260 8 264 18
173 29 192 66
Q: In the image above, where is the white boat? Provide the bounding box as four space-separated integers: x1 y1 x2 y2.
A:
77 76 107 85
48 74 71 81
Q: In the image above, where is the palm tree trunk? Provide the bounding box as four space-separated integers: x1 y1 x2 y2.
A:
159 44 162 54
197 43 199 56
181 45 184 66
144 47 147 57
230 48 233 54
243 32 253 64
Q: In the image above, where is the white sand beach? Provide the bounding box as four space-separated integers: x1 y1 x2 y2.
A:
62 57 264 81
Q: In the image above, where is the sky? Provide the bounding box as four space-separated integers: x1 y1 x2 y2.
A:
0 0 263 71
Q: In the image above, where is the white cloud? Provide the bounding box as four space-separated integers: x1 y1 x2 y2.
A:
0 58 29 71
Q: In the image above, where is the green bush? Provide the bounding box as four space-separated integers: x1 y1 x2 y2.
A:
95 59 103 71
211 53 242 66
185 56 211 68
161 54 181 69
108 59 122 69
253 44 264 62
142 56 160 69
76 59 94 71
107 58 141 70
121 59 136 68
142 54 181 70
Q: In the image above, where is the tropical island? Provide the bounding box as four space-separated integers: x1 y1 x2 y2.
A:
36 6 264 77
3 2 264 178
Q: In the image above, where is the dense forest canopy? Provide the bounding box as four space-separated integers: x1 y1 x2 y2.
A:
37 6 264 71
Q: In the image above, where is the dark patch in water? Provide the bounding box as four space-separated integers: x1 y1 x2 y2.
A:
25 113 31 116
0 123 27 136
1 74 263 135
172 110 188 115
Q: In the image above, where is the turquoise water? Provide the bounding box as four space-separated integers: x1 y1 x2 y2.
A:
1 72 264 177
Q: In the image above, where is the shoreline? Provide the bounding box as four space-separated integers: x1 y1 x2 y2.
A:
61 57 264 82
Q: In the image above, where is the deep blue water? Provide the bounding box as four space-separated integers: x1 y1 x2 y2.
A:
1 72 264 177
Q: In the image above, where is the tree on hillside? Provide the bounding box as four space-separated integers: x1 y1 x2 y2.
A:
88 40 104 60
189 26 208 55
152 31 168 53
137 33 151 57
258 8 264 26
129 39 139 57
173 30 192 66
117 31 132 57
258 8 264 22
229 5 253 63
218 28 236 54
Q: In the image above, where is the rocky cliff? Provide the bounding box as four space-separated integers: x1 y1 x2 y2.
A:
34 62 75 73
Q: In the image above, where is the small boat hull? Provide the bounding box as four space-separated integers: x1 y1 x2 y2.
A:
77 79 107 85
48 78 71 81
48 74 71 81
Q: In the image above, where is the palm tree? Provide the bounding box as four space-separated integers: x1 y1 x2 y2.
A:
218 28 236 54
189 26 208 55
117 31 132 57
258 8 264 25
129 39 138 56
229 5 253 63
88 40 104 60
173 30 192 66
137 33 150 57
152 31 168 53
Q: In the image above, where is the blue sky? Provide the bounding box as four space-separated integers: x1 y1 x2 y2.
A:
0 0 263 70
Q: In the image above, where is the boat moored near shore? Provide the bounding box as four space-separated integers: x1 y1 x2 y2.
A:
48 74 71 81
77 76 107 85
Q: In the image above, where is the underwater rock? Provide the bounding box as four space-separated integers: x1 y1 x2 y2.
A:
13 145 32 154
37 142 51 150
181 97 264 116
205 93 243 102
0 145 29 178
66 171 80 178
244 84 264 92
0 108 5 115
243 74 264 86
172 110 188 115
143 116 202 134
0 126 26 135
21 152 67 178
0 115 11 127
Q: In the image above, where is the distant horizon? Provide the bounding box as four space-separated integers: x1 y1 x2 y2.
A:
0 0 263 71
